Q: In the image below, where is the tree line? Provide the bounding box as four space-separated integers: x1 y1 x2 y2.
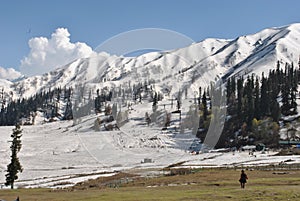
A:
201 61 300 148
0 87 73 126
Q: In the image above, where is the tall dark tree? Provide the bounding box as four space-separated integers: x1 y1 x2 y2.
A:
245 76 254 130
281 70 291 115
290 63 298 114
63 98 73 120
197 89 201 110
260 74 270 117
5 124 23 189
152 92 158 107
177 90 182 110
226 78 231 104
237 77 244 118
202 91 208 121
254 77 261 119
95 89 102 114
270 100 280 122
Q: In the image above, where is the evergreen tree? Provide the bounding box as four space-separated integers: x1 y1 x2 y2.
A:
202 91 208 121
5 124 23 189
290 64 298 114
245 76 254 130
237 77 244 118
231 77 236 97
270 100 280 122
152 92 158 107
63 98 73 120
177 98 181 111
254 77 261 119
227 77 236 107
112 103 118 120
226 78 231 104
95 89 102 114
220 60 300 148
260 74 270 117
177 90 182 110
281 69 291 115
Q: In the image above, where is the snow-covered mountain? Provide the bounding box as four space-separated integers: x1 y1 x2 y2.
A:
1 23 300 188
2 23 300 100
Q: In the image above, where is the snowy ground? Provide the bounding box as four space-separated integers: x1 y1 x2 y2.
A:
1 102 300 189
1 24 300 189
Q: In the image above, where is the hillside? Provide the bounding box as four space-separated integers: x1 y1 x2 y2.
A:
1 23 300 188
0 23 299 101
1 110 300 188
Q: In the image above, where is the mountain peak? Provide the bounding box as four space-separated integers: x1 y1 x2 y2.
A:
285 22 300 31
1 23 300 100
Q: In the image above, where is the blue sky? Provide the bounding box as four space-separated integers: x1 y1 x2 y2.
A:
0 0 299 76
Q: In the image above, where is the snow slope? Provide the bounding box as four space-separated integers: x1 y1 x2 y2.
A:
1 23 300 188
1 103 299 189
3 23 300 100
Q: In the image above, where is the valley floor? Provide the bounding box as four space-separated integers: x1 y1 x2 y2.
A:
0 115 300 189
1 168 300 201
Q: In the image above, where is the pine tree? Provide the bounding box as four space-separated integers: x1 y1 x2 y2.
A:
152 92 158 107
237 77 244 118
5 124 23 189
245 76 254 130
112 103 118 120
290 64 298 114
270 100 280 122
95 89 102 114
177 90 182 111
298 56 300 83
254 77 261 119
63 98 73 120
198 87 202 110
260 74 270 117
202 91 208 121
281 67 291 115
226 78 231 104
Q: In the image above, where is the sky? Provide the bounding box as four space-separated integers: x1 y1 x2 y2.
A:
0 0 300 79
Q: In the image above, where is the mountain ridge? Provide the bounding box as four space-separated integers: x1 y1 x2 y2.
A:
1 23 300 100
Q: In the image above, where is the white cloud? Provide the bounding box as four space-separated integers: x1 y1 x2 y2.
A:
20 28 94 76
0 66 22 81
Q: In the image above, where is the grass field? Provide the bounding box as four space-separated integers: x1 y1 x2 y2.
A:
1 168 300 201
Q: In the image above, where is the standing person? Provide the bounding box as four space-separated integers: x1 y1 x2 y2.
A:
239 170 248 188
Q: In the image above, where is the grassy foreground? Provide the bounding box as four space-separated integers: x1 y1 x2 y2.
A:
1 169 300 201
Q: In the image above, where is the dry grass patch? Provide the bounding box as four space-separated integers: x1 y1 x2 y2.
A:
1 168 300 201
